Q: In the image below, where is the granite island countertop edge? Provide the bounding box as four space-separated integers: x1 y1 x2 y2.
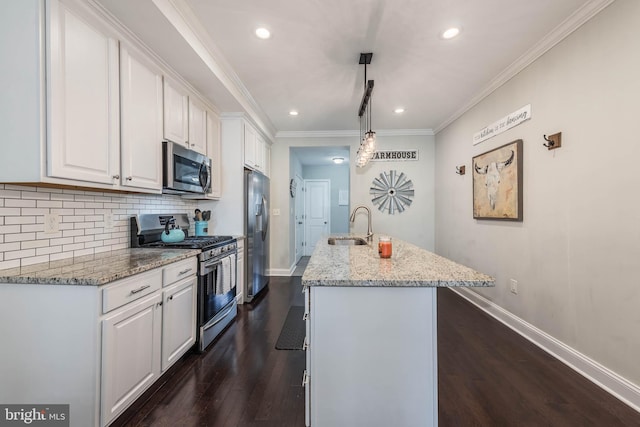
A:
302 234 495 288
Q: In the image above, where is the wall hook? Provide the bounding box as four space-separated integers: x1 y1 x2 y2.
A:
543 132 562 150
455 165 466 175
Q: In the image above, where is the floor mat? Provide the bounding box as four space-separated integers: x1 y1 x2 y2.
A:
275 305 306 350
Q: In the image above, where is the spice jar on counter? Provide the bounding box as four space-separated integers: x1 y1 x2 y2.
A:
378 236 392 258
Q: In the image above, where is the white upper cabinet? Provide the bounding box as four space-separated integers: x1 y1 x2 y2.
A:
188 97 207 155
207 110 222 198
119 44 163 191
243 122 270 176
47 0 120 185
163 77 189 145
244 123 257 169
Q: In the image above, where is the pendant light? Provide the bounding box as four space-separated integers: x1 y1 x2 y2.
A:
356 53 376 168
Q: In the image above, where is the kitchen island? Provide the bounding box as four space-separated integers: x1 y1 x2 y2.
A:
301 235 494 427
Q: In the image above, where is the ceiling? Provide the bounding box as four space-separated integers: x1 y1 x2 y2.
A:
291 147 351 167
96 0 609 138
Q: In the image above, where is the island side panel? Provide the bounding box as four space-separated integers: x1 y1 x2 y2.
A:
310 286 438 427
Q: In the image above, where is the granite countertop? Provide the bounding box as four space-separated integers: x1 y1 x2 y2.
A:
0 248 201 286
302 234 494 288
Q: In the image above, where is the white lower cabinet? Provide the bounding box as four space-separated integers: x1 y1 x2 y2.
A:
161 276 197 371
0 256 198 427
236 238 245 303
101 291 162 426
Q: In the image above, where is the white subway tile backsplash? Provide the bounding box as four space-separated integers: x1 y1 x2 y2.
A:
0 184 199 269
5 199 36 208
21 240 50 250
22 224 45 233
0 208 21 216
21 208 50 216
36 200 64 208
0 243 21 252
0 189 22 199
5 249 36 260
51 193 75 201
21 191 50 200
21 255 50 266
62 229 84 238
36 246 62 256
5 233 36 243
0 225 21 234
6 216 37 225
0 260 20 270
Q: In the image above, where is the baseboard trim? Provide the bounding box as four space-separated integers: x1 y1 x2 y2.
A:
268 265 296 277
450 287 640 413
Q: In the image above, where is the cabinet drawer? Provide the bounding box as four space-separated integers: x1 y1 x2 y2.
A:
163 257 197 286
102 269 162 314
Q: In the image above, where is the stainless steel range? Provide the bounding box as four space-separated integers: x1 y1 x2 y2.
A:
131 213 237 352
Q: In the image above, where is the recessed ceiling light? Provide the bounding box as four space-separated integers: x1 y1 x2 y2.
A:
332 157 344 164
289 110 299 116
441 27 461 40
394 107 405 114
255 27 271 39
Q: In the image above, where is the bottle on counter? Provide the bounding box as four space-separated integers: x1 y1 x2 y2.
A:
378 236 392 258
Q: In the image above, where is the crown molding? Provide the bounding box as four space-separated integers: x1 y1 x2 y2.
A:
276 129 434 139
151 0 277 139
434 0 616 134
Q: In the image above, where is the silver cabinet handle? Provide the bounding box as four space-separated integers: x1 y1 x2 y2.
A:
126 176 133 181
168 295 174 301
179 268 192 275
303 337 309 351
130 285 150 295
302 370 309 386
112 175 120 179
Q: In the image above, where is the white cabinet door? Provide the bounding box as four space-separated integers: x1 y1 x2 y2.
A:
119 44 163 191
101 292 162 426
236 239 245 302
163 78 188 145
188 98 207 155
47 0 120 185
207 110 222 198
161 276 197 371
254 134 265 173
243 124 256 169
263 142 271 178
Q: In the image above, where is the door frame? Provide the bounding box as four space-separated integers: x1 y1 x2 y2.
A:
294 174 305 264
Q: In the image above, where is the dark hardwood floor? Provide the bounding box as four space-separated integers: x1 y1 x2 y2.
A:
113 275 639 427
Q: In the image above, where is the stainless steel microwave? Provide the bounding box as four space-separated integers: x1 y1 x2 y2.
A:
162 141 212 194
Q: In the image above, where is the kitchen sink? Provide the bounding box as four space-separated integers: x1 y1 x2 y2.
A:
327 236 369 246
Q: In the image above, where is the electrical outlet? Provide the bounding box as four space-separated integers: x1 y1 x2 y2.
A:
510 279 518 295
104 213 114 230
43 213 60 234
273 209 281 216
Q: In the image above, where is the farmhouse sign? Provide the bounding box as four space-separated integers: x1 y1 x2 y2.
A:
370 150 419 162
473 104 531 145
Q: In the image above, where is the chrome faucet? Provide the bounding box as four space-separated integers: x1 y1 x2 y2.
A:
349 205 373 241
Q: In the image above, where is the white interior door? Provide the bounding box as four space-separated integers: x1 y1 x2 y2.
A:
294 174 305 263
304 180 330 256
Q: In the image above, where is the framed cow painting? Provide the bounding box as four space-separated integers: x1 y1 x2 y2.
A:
472 139 523 221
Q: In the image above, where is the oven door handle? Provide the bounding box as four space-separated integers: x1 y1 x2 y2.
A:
201 260 222 276
203 305 235 331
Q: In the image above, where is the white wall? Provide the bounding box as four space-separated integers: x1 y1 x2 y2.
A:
271 134 435 272
435 0 640 390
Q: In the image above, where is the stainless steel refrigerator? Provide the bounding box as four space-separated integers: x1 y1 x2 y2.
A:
245 169 270 302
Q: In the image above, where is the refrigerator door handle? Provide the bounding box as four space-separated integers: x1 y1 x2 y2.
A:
261 195 269 241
